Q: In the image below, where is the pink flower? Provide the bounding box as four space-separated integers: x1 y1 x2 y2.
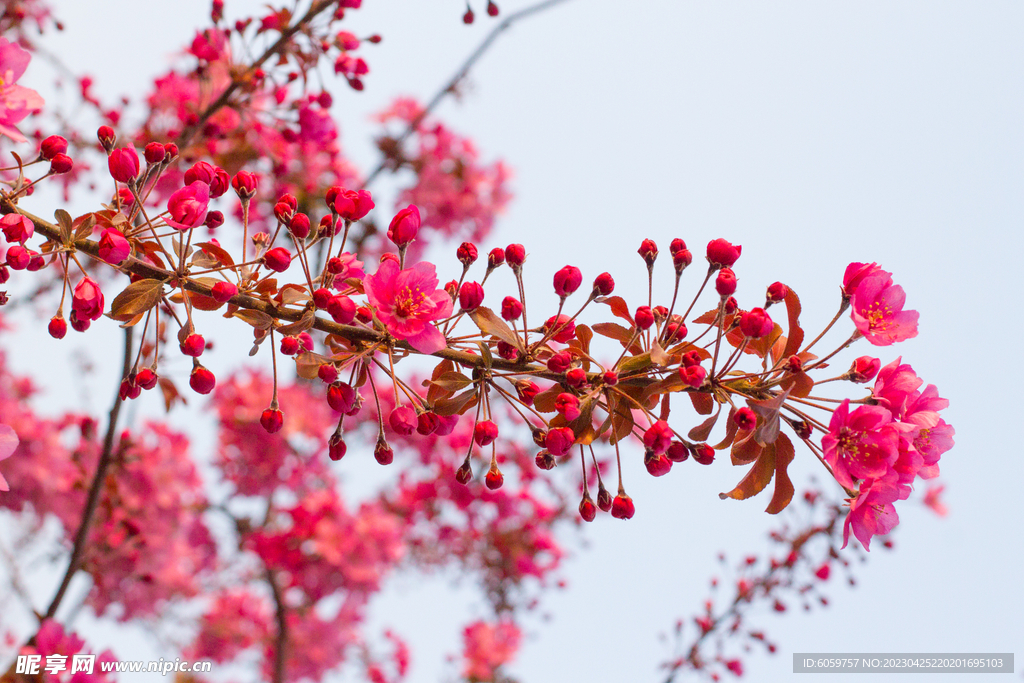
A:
0 38 44 143
387 204 420 247
871 357 923 418
1 214 33 243
822 399 899 490
461 620 521 682
842 476 900 550
72 277 105 322
842 261 891 299
98 228 131 264
849 272 919 345
364 258 453 354
923 484 948 517
0 423 17 491
166 181 210 230
108 146 140 183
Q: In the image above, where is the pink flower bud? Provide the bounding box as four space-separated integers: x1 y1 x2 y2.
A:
387 205 420 247
515 380 539 405
635 305 655 330
231 170 259 199
180 334 206 357
602 370 618 386
69 310 90 332
98 228 130 264
144 142 165 164
739 308 773 338
417 411 440 435
545 426 575 456
40 135 68 160
389 405 417 435
334 189 374 221
579 494 596 521
1 214 33 243
318 364 339 384
645 450 672 477
848 356 881 383
211 281 237 303
189 365 216 394
288 212 311 239
733 407 757 431
459 281 484 311
504 243 526 269
260 408 284 433
691 443 715 465
474 420 499 446
496 341 518 360
724 296 738 315
26 252 43 271
766 281 788 304
5 245 30 270
444 279 458 299
487 247 505 269
163 142 179 160
611 493 635 519
72 277 104 322
49 153 73 174
487 1 500 16
682 350 703 368
593 272 615 296
327 382 357 413
204 211 224 229
312 288 333 309
273 201 293 224
706 238 742 268
666 441 689 462
596 486 613 511
136 368 158 390
97 125 115 152
546 350 572 374
670 238 687 255
565 368 587 389
184 161 229 197
715 268 737 296
643 419 673 454
280 336 300 356
263 247 292 272
457 241 478 266
544 314 575 343
484 463 503 490
555 392 581 421
48 316 67 339
455 459 473 485
374 439 394 465
108 146 140 183
463 7 474 23
166 181 210 230
673 248 692 273
638 238 658 266
553 265 582 298
501 296 523 321
680 364 707 388
327 294 356 324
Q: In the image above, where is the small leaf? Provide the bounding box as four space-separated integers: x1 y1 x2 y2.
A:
720 441 776 501
533 385 562 413
194 241 235 267
278 308 315 336
109 279 164 321
765 433 796 514
232 309 275 330
469 307 521 349
688 409 721 442
592 322 640 353
730 431 762 465
650 337 670 366
428 372 473 393
158 377 186 412
689 391 715 416
294 351 332 380
476 340 493 369
433 387 478 416
426 359 456 404
618 352 652 375
599 295 635 326
781 288 805 360
607 394 634 445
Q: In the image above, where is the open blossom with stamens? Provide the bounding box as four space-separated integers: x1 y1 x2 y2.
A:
842 475 900 550
849 271 919 345
822 399 899 490
364 259 452 354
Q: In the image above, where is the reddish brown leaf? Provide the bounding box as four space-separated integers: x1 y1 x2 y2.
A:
765 433 796 514
426 359 456 404
780 371 815 398
720 441 776 502
781 288 805 360
433 388 478 416
158 377 186 411
194 241 235 268
689 391 714 416
109 278 164 321
688 409 721 442
469 306 521 349
598 295 635 326
533 385 562 413
730 431 762 465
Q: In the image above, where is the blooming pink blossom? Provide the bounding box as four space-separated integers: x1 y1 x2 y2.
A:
849 272 919 345
0 423 17 491
166 181 210 230
364 258 452 354
842 261 891 299
0 38 44 142
460 619 521 682
72 277 105 321
822 399 899 490
842 476 900 550
923 484 948 517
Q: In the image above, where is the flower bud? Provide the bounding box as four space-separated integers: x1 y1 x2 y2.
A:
474 420 499 446
504 243 526 269
389 405 417 435
416 411 440 435
706 238 742 268
644 450 672 477
555 392 581 421
329 434 347 461
279 336 300 356
49 154 73 174
670 238 687 255
273 201 293 224
463 7 474 23
328 294 356 324
553 265 582 298
733 407 757 431
144 142 166 164
597 485 613 512
691 443 715 465
724 296 738 315
163 142 179 160
487 1 500 16
48 315 67 339
666 441 689 462
5 245 30 270
327 382 357 413
98 228 131 264
487 247 505 270
635 305 655 331
180 333 206 357
40 135 68 160
545 426 575 456
501 296 523 321
611 493 635 519
97 125 115 152
72 277 104 321
204 210 224 230
457 241 478 266
544 314 575 343
766 281 788 304
578 494 596 522
485 464 504 490
536 451 556 470
136 368 158 390
515 380 539 405
715 268 737 296
546 350 572 374
680 364 707 389
739 308 773 338
387 205 420 247
591 271 615 296
374 439 394 465
602 370 618 386
455 458 473 485
189 364 216 394
673 248 692 273
565 368 587 389
260 408 284 433
848 356 881 383
318 364 339 384
288 212 311 239
638 238 658 267
211 281 237 303
643 420 673 454
108 146 140 183
459 281 484 311
682 350 703 368
263 247 292 272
